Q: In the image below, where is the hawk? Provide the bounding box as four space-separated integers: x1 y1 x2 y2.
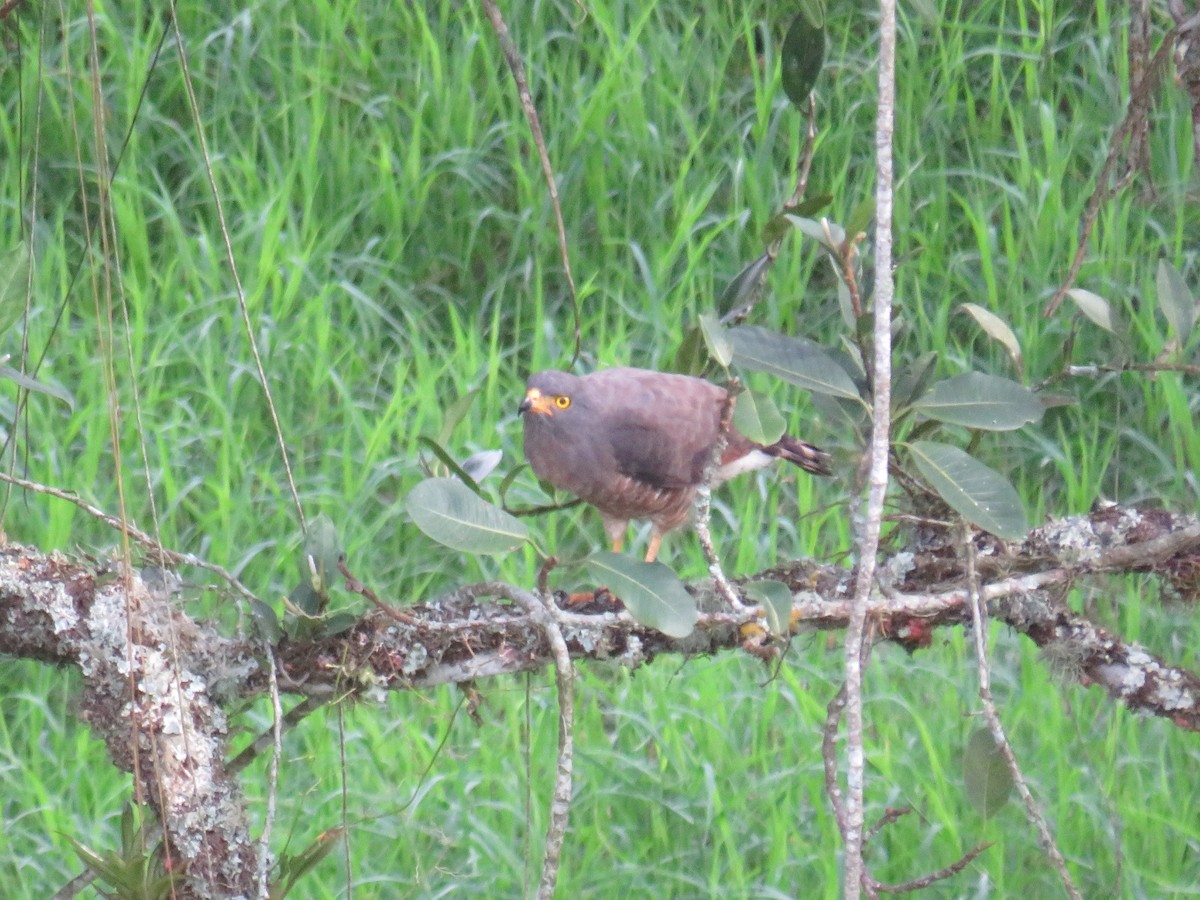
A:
519 367 830 561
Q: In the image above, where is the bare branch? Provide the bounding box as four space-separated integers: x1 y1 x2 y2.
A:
964 529 1082 900
694 380 747 612
843 0 898 892
481 0 580 360
4 500 1200 894
457 583 575 900
1043 20 1180 317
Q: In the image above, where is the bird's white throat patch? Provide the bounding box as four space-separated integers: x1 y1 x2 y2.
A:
715 449 774 483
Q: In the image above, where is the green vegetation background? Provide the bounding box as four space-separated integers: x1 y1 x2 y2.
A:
1 0 1198 895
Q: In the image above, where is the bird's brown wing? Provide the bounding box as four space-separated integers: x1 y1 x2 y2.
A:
587 370 724 489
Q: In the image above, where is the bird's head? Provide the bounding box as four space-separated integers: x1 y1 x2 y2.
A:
519 371 581 420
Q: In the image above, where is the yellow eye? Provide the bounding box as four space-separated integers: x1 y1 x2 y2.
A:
554 395 571 409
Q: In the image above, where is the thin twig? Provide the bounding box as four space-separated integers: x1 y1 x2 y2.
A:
165 0 306 531
461 582 575 899
964 529 1082 900
694 381 746 611
787 94 819 208
229 696 329 776
339 559 418 624
0 470 261 604
256 651 284 898
1043 29 1177 317
871 842 991 893
481 0 580 361
843 0 898 894
1035 360 1200 391
722 77 820 327
864 806 911 843
338 701 353 898
822 682 849 832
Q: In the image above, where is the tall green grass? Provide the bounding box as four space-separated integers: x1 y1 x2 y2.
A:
1 0 1197 894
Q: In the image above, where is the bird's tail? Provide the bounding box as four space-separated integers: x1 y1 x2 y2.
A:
766 436 833 477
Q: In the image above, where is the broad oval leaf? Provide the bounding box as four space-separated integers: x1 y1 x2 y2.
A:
303 513 343 594
718 253 773 323
250 598 282 644
784 214 844 252
1065 288 1117 333
781 10 826 107
732 387 786 446
742 579 793 633
670 323 708 376
892 351 939 412
319 611 359 639
727 324 861 400
908 441 1028 539
698 313 733 367
1156 259 1195 345
958 303 1022 372
406 477 528 554
585 551 698 638
462 449 503 483
844 196 875 241
0 243 30 336
912 372 1043 431
763 196 835 246
963 727 1014 818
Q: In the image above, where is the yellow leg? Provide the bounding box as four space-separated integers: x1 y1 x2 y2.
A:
644 531 663 563
603 516 627 554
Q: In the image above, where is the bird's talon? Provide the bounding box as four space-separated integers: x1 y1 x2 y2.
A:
559 587 624 613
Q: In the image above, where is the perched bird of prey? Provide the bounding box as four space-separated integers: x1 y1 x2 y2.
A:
519 367 831 562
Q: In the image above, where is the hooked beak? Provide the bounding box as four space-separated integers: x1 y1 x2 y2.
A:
519 387 555 416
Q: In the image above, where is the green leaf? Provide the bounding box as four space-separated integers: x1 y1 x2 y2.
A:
286 581 324 621
670 323 708 376
0 243 30 336
250 598 282 644
908 441 1028 539
784 214 844 252
912 372 1043 431
303 514 342 594
1065 288 1117 333
892 351 939 412
0 363 74 409
319 611 359 639
836 274 855 329
585 551 698 638
963 727 1014 818
406 477 528 554
717 252 773 323
780 10 826 107
742 579 793 633
698 313 732 368
844 196 875 241
275 828 345 898
65 836 125 884
461 449 503 483
732 387 786 446
119 803 138 857
727 324 861 400
958 303 1022 372
418 435 484 492
764 195 834 244
1156 259 1195 345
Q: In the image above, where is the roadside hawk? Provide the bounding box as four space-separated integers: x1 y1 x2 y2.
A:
519 367 831 562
